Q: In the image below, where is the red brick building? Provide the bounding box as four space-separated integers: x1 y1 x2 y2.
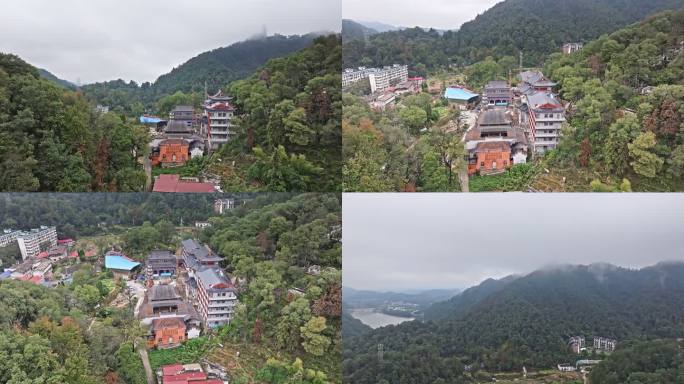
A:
152 139 190 167
148 318 186 349
469 141 512 175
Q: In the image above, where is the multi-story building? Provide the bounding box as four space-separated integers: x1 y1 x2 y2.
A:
342 65 408 93
169 106 196 130
16 226 57 260
562 42 584 54
195 267 237 328
199 91 236 151
593 337 617 352
0 229 21 247
147 250 178 279
524 91 566 154
204 102 236 151
484 80 512 106
569 336 586 354
181 239 222 275
369 64 408 93
214 198 235 214
519 71 557 93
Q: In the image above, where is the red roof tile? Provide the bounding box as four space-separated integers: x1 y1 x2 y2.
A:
37 251 49 259
153 174 215 193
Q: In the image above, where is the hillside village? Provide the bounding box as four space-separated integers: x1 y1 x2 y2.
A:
0 194 343 383
342 53 571 191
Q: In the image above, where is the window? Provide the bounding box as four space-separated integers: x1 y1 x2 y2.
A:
480 162 485 167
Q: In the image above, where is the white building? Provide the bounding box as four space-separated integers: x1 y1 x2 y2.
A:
557 364 576 372
524 91 566 154
15 226 58 260
201 91 236 151
342 65 409 93
0 229 21 247
562 42 584 54
593 337 617 352
195 267 238 329
214 198 235 214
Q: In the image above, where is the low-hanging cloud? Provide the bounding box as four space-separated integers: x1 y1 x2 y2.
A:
343 0 503 30
0 0 341 84
343 194 684 292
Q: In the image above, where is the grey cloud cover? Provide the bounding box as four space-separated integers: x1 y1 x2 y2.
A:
343 0 503 30
343 194 684 292
0 0 340 84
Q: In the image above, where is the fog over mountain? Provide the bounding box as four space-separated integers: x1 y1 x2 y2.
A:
343 194 684 291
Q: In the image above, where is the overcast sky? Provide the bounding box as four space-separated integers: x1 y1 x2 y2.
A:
343 194 684 292
0 0 340 84
343 0 502 30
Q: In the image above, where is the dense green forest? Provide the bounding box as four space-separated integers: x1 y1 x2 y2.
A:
343 92 466 192
343 262 684 383
0 54 148 192
197 193 342 382
544 10 684 191
214 34 341 192
0 193 250 238
0 270 147 383
342 0 684 72
342 20 378 43
79 34 318 115
589 339 684 383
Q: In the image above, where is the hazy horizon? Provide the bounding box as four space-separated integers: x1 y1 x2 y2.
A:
343 194 684 291
0 0 340 84
343 0 502 31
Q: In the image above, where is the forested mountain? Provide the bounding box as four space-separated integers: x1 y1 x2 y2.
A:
38 68 76 90
423 276 518 321
0 193 251 238
544 10 684 191
342 0 684 71
343 286 460 308
342 20 378 42
219 34 341 192
0 54 148 192
80 34 320 115
343 262 684 384
201 193 342 382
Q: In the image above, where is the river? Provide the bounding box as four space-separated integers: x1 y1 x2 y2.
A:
349 308 415 329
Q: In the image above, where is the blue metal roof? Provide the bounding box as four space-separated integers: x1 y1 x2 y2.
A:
444 87 479 102
0 271 11 280
140 116 164 124
105 255 140 271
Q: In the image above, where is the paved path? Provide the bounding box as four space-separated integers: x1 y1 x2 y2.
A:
137 342 155 384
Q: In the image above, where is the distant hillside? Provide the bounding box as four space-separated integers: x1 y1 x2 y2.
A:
343 286 460 308
423 275 518 321
342 19 378 42
343 262 684 383
153 33 321 95
357 21 400 33
80 33 323 114
37 68 76 90
343 0 684 69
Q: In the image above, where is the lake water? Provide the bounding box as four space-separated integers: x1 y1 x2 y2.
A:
350 308 415 329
